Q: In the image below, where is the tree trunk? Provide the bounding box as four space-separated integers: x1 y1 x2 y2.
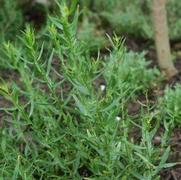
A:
152 0 178 79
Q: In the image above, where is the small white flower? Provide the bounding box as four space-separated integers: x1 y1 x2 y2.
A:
100 84 106 91
116 116 121 121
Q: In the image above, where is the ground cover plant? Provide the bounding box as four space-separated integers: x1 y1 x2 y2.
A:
159 84 181 127
82 0 181 40
0 0 181 179
0 0 22 41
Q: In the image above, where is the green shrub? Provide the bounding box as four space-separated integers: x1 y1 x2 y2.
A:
0 0 23 41
104 37 159 99
79 0 181 40
100 0 152 38
167 0 181 39
159 84 181 127
0 1 175 179
78 14 107 51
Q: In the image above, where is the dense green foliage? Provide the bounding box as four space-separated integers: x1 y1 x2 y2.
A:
160 85 181 127
80 0 181 39
0 0 181 179
1 0 181 42
0 0 22 41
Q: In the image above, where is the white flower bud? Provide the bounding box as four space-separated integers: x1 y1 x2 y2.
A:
116 116 121 121
100 84 106 91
